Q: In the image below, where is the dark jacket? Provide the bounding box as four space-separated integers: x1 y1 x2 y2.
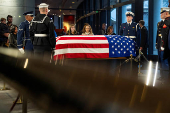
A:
106 33 116 35
0 23 9 43
9 33 17 48
140 26 148 49
156 21 164 50
30 14 56 49
162 16 170 59
98 29 106 35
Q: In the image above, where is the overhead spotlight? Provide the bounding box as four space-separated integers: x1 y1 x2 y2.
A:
72 2 75 3
19 16 21 17
53 14 54 15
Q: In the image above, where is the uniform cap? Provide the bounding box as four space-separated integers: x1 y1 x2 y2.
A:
23 11 34 16
38 3 49 8
125 12 135 17
160 7 170 14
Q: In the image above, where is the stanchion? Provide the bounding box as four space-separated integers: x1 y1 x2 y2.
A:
138 49 143 75
16 96 23 104
0 82 10 91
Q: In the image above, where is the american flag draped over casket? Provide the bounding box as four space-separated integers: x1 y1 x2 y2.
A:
54 35 136 60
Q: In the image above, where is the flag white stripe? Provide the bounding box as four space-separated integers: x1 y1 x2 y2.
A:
56 40 109 45
59 35 106 37
54 48 109 55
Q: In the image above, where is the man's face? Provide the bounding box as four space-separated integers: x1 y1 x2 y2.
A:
161 12 166 19
102 24 106 30
25 15 33 22
7 17 12 23
126 16 133 22
139 23 142 28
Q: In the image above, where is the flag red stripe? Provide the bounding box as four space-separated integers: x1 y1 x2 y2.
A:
55 44 109 49
56 36 107 41
54 53 109 60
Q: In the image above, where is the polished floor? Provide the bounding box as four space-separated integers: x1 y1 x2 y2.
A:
0 79 44 113
0 65 169 113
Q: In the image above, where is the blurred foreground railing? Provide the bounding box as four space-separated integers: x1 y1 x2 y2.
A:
0 47 170 113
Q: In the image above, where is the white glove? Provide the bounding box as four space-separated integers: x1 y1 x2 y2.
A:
161 47 165 51
19 48 25 54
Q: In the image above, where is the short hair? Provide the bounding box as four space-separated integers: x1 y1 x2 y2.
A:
102 23 106 26
39 7 47 12
139 20 145 26
1 18 6 22
7 15 13 20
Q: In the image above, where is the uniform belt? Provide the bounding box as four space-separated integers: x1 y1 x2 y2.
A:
34 34 48 37
125 36 136 38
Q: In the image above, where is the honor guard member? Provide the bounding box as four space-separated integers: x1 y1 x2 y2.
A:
17 11 34 55
30 3 56 62
119 12 140 46
160 7 170 81
156 8 168 80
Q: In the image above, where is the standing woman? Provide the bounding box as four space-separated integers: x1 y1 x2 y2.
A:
82 24 94 35
66 24 79 35
107 26 116 35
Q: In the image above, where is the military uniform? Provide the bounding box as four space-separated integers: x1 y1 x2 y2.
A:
157 8 170 80
119 12 140 77
17 11 34 55
30 3 56 62
119 12 140 47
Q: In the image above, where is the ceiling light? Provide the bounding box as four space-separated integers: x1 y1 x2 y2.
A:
72 2 75 3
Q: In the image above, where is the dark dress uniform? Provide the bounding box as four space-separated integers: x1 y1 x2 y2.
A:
162 16 170 79
156 20 165 77
17 20 33 51
30 13 56 62
119 22 141 46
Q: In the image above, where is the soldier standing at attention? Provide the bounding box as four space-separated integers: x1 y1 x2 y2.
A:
156 8 169 80
17 11 34 56
30 3 56 62
119 12 141 47
159 7 170 81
